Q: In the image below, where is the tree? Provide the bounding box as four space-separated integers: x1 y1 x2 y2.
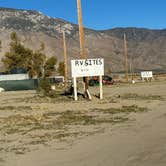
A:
2 33 33 71
58 61 65 76
39 42 45 52
2 32 58 78
27 51 46 78
44 56 57 77
10 31 19 45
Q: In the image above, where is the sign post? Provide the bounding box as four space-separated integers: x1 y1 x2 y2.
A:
73 77 78 101
99 75 103 99
71 58 104 101
123 33 129 82
62 31 68 87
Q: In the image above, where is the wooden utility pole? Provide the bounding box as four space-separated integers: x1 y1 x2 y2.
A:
62 30 68 87
123 33 128 82
77 0 89 97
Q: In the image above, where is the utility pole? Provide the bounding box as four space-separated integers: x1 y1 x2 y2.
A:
123 33 128 82
77 0 89 98
62 30 68 87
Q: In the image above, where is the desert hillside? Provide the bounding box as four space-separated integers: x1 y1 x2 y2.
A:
0 7 166 73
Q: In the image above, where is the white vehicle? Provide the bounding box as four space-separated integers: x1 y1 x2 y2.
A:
0 87 5 92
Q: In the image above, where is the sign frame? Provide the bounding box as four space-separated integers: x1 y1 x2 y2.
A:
71 58 104 101
71 58 104 78
141 71 153 82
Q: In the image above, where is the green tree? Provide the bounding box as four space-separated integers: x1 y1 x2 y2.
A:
39 42 45 52
10 32 19 44
2 33 33 71
2 32 58 78
58 61 65 76
27 51 46 78
44 56 57 77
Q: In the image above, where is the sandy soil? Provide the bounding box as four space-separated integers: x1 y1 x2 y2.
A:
0 80 166 166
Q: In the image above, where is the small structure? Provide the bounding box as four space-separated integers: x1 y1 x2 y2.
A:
0 73 37 91
0 73 29 81
0 73 65 91
141 71 153 81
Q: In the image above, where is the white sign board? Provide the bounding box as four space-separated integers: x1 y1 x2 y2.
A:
141 71 153 78
71 58 104 77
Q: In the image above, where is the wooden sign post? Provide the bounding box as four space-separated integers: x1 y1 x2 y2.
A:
62 31 68 87
77 0 89 98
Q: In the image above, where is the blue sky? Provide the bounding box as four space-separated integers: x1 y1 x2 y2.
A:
0 0 165 30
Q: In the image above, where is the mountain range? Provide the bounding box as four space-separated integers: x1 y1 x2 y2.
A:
0 7 166 74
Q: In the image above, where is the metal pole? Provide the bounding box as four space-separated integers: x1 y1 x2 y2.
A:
123 33 128 82
62 31 68 87
77 0 89 97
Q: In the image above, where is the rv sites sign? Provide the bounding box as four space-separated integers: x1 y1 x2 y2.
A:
71 58 104 77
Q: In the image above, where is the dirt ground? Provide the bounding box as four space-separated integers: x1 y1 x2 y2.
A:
0 80 166 166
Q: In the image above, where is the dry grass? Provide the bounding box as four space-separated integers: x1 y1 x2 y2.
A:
94 105 148 114
0 105 140 155
120 93 164 101
0 106 32 111
0 89 152 157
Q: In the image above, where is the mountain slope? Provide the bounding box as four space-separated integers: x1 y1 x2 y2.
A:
0 7 166 73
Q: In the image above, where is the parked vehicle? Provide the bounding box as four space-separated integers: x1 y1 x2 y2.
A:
102 75 114 85
89 75 114 86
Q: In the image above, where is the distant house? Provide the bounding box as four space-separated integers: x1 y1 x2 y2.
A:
0 74 38 91
0 73 65 91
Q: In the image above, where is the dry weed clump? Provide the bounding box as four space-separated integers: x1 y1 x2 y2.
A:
0 106 32 111
93 105 148 114
120 93 164 101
